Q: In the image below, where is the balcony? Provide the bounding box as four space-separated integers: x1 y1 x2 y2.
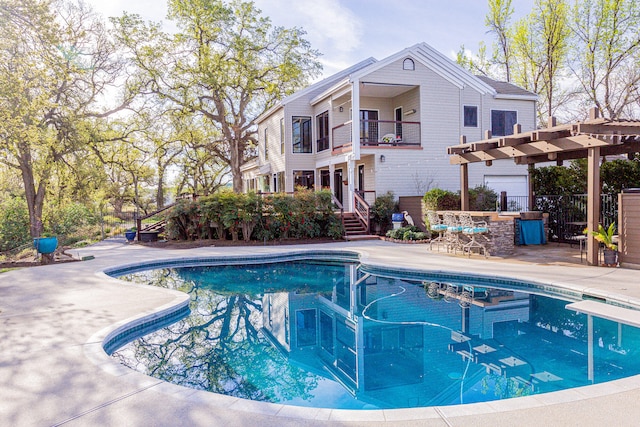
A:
331 120 421 152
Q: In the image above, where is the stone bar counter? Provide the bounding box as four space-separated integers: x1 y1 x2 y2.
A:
435 211 547 257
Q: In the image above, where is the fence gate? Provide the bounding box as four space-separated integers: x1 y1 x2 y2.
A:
619 189 640 269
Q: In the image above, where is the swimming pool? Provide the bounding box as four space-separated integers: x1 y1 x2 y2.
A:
106 253 640 410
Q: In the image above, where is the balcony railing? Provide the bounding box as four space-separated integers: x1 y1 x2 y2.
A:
331 120 421 151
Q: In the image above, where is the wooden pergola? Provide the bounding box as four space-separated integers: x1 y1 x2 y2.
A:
447 108 640 266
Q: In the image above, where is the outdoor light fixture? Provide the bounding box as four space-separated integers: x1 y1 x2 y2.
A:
339 106 344 112
380 154 386 163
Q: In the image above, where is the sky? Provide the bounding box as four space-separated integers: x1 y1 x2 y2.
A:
86 0 535 79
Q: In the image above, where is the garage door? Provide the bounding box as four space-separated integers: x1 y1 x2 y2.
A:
484 175 527 197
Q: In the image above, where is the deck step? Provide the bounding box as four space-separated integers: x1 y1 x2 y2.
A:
341 212 369 237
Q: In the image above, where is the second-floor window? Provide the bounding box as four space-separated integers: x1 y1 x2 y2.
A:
491 110 517 136
292 116 312 153
464 106 478 127
317 111 329 152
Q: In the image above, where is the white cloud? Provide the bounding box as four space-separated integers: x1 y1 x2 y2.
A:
253 0 364 75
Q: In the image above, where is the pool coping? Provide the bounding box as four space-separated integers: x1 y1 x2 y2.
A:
85 247 640 423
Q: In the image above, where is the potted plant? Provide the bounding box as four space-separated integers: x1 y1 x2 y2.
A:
586 223 618 266
125 227 137 242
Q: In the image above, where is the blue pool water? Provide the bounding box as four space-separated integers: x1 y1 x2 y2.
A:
110 258 640 410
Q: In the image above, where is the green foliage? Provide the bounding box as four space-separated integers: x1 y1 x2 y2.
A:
0 197 30 251
534 158 640 196
469 185 498 211
532 160 587 195
165 189 341 242
423 189 460 211
47 203 96 237
371 192 397 234
386 225 427 241
587 223 617 251
601 159 640 194
113 0 321 191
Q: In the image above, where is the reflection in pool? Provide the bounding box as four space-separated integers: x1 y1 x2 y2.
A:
112 260 640 409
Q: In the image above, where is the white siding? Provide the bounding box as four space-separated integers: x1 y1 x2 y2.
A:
249 46 537 204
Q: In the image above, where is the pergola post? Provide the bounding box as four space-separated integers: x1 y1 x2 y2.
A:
528 164 535 210
459 135 469 210
587 146 601 266
460 164 469 211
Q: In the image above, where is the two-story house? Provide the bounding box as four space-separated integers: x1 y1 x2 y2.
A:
241 42 537 215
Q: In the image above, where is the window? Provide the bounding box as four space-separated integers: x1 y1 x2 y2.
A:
292 116 312 153
320 169 330 189
296 309 317 347
464 106 478 127
280 117 285 154
491 110 517 136
316 111 329 152
293 170 314 190
264 128 269 160
320 311 334 355
403 58 415 70
273 171 285 193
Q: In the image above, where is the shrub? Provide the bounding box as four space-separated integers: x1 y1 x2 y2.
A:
48 202 95 236
423 188 460 211
0 197 30 251
371 192 397 235
469 185 498 211
386 225 424 240
165 189 342 242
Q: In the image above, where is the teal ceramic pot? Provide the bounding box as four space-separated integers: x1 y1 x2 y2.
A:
33 237 58 254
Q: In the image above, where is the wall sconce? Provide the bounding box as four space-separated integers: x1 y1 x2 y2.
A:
380 154 386 163
404 109 417 116
339 106 344 112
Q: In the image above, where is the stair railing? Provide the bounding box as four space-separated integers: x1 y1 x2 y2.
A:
353 191 370 233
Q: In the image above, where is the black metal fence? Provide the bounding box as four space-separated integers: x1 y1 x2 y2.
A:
534 194 618 242
97 209 138 236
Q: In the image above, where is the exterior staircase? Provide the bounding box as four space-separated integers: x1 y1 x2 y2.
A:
342 212 379 241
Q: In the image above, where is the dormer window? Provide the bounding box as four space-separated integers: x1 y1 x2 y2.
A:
403 58 415 71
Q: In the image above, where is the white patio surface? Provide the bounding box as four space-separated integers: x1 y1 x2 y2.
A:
3 239 640 426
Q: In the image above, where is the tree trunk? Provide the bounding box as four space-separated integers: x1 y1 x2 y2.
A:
20 154 47 238
157 164 165 208
230 138 243 193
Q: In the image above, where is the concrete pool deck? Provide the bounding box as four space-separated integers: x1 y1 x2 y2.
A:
3 239 640 426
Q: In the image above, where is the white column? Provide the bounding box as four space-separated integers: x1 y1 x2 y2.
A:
351 80 360 161
347 156 355 211
329 163 335 194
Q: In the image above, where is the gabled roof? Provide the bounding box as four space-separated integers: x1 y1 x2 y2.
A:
349 42 499 95
475 75 538 100
257 42 537 123
255 57 377 123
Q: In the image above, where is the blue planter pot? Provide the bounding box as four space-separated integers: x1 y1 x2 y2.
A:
33 237 58 254
125 231 137 242
391 213 404 222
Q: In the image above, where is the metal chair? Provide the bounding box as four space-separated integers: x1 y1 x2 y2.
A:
459 212 490 257
443 212 463 254
427 211 447 251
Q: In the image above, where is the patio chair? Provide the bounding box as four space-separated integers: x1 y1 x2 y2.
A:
459 212 490 257
427 211 447 251
443 212 463 254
